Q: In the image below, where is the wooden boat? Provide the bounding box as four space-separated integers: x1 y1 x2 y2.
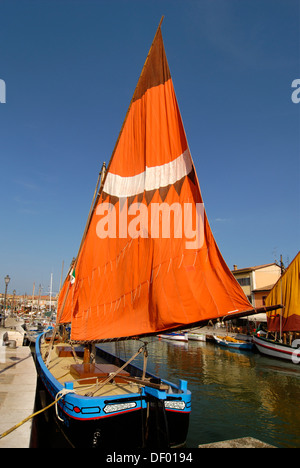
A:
35 17 280 448
253 252 300 364
36 332 191 448
213 335 254 350
158 332 188 342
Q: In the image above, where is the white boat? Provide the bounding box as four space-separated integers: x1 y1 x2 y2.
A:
24 317 55 344
187 332 206 342
158 332 188 342
253 251 300 364
253 334 300 364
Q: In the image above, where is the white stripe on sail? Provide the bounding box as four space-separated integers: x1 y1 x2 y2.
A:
104 148 192 198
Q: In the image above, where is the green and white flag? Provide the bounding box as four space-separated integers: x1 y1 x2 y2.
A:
70 269 75 284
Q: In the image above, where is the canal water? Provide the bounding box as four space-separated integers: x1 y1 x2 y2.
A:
111 337 300 449
31 337 300 448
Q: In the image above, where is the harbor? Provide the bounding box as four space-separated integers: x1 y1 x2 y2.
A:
109 337 300 449
0 251 299 449
0 324 299 448
0 1 299 452
0 329 37 448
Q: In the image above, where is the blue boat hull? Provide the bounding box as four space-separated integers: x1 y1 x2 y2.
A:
219 341 253 350
214 335 253 350
35 333 191 448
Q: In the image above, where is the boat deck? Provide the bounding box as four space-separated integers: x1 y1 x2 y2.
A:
40 341 143 397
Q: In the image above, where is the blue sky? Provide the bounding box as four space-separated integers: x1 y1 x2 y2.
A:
0 0 299 296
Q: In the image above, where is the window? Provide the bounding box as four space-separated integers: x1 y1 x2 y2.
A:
262 296 267 306
237 277 251 286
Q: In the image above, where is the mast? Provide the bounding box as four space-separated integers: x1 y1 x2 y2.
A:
59 260 64 292
49 273 53 316
31 282 35 317
37 284 42 315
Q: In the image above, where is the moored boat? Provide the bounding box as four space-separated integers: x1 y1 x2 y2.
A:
253 252 300 364
213 335 254 350
187 332 206 342
253 334 300 364
35 17 281 448
36 332 191 448
158 332 188 342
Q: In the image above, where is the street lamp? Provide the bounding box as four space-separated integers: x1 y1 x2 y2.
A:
2 275 10 327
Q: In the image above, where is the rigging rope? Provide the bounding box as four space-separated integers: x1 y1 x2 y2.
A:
85 343 147 397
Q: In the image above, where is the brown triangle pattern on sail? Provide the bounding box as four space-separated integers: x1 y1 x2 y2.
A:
157 175 187 202
187 166 197 186
173 176 186 197
144 188 157 206
127 194 138 210
102 172 188 206
101 192 109 203
158 185 170 202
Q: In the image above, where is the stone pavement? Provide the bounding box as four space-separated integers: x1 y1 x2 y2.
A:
0 339 37 448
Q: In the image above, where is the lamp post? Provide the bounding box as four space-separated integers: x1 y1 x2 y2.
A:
3 275 10 327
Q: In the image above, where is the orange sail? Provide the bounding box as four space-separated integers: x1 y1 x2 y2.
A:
58 21 253 341
56 271 74 324
266 251 300 332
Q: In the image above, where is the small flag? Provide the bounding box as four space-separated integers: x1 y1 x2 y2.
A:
70 269 75 284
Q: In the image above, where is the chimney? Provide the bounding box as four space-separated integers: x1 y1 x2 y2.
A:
233 265 237 271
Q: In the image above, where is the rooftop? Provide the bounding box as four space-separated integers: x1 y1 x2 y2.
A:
232 263 280 274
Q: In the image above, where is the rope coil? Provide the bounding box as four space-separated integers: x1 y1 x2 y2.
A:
55 388 76 422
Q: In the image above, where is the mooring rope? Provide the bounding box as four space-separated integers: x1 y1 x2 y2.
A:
0 389 74 440
55 388 76 422
0 341 150 440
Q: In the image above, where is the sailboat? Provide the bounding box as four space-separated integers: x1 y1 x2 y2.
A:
35 18 281 448
253 252 300 364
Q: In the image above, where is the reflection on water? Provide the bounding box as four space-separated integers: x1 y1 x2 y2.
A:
103 338 300 448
